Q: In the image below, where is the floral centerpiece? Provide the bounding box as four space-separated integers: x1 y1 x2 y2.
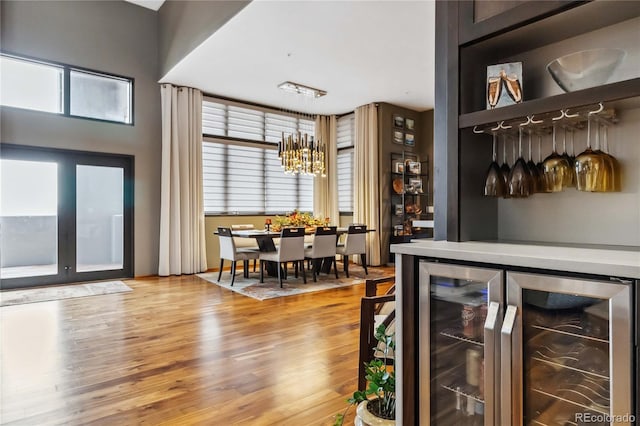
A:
271 210 328 232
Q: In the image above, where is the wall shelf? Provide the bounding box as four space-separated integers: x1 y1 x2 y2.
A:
459 78 640 129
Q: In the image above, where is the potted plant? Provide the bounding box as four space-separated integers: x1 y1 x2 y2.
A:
334 324 396 426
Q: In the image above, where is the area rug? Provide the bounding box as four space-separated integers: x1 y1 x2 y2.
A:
198 265 385 301
0 280 132 307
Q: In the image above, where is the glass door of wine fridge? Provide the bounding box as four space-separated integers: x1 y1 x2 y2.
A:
504 272 634 426
419 261 504 426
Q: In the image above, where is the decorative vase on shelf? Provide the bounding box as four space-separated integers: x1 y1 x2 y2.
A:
354 400 395 426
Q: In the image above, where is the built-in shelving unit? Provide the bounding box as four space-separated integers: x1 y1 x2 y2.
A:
434 0 640 243
389 152 432 245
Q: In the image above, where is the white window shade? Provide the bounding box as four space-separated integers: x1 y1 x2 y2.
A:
202 101 226 136
226 144 265 213
227 106 264 141
337 114 355 213
337 150 354 213
202 142 226 213
337 114 355 149
265 150 297 212
265 113 297 144
201 97 317 215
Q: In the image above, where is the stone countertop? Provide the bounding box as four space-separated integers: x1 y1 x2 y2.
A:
390 240 640 279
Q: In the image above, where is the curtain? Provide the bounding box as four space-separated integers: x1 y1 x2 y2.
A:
158 84 208 276
354 103 382 266
313 115 339 224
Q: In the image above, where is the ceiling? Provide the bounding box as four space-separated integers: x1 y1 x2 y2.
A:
160 0 436 115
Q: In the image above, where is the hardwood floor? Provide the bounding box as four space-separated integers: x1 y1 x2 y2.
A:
0 264 395 425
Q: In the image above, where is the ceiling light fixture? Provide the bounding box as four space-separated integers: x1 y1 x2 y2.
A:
278 81 327 98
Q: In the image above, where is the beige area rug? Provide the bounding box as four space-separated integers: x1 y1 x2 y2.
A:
198 264 387 301
0 281 132 307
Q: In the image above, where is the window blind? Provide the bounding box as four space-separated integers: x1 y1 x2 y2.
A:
201 98 316 215
337 114 355 213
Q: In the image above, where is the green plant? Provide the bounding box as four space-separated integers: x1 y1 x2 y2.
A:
334 323 396 425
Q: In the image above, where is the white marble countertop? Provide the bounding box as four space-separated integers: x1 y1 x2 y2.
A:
390 240 640 279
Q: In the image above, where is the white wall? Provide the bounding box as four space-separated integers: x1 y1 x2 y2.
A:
0 0 162 276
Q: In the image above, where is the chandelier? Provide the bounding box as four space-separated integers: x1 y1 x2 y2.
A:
278 131 326 177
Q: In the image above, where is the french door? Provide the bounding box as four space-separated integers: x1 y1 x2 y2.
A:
0 144 133 289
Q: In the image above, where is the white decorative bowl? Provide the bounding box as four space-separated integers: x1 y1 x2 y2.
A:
547 48 626 92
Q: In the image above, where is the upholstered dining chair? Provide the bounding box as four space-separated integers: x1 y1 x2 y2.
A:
259 227 306 288
336 224 368 278
231 224 259 271
304 226 338 282
217 227 260 286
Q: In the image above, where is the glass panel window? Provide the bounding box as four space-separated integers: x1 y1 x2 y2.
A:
70 69 132 123
0 55 63 114
0 159 58 278
76 165 124 272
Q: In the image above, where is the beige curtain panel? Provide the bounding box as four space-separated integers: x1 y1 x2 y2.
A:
158 84 208 276
354 103 382 266
313 115 339 224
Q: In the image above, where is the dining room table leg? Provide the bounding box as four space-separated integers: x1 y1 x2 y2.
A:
255 236 279 277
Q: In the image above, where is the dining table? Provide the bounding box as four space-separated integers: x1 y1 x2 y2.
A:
227 227 375 277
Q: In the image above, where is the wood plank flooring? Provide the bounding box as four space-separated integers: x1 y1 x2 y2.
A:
0 265 395 425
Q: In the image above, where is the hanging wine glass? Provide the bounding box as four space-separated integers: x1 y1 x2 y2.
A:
526 129 540 194
561 126 575 188
536 133 551 193
575 104 608 192
484 132 506 197
508 123 532 197
593 121 617 192
542 115 571 192
500 133 511 199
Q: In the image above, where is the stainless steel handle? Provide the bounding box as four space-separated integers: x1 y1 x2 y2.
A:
483 301 500 426
501 305 518 426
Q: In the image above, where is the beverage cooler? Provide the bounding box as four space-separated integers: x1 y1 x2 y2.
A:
418 260 636 426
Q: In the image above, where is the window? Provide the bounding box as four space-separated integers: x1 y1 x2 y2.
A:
337 113 355 213
70 69 132 123
0 55 63 113
0 53 133 124
202 97 315 215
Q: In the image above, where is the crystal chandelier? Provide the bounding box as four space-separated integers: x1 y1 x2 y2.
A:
278 131 326 177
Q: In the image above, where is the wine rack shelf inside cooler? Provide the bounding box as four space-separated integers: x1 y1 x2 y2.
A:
530 324 609 344
531 387 609 416
440 328 484 347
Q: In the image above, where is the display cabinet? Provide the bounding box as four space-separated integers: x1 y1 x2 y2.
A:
434 0 640 244
390 152 431 244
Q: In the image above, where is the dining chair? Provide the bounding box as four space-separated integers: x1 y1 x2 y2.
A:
336 224 368 277
231 223 259 271
358 276 396 391
304 226 338 282
217 227 260 286
259 227 306 288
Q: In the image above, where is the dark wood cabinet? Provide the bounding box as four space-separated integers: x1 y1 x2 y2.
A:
434 0 640 242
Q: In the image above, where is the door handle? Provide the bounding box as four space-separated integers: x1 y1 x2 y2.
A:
484 301 500 426
501 305 517 426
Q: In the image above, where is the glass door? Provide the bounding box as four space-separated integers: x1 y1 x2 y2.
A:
1 158 59 279
419 261 504 426
76 164 124 273
0 145 133 289
504 272 633 426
